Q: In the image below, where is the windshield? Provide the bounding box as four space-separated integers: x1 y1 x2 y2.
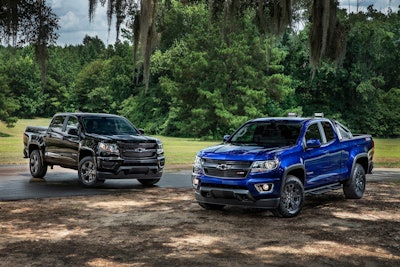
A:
230 121 302 147
83 116 139 135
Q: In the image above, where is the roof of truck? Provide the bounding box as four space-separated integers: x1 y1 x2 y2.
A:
250 116 328 123
53 112 122 118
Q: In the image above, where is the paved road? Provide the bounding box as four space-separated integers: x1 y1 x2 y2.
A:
0 165 192 201
0 165 398 201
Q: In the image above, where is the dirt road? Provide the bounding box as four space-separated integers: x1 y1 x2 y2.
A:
0 174 399 266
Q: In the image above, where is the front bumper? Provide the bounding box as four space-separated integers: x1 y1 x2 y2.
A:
192 172 281 209
195 187 280 209
96 156 165 180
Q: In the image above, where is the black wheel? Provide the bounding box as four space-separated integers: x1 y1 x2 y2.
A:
275 175 304 218
138 178 160 186
198 202 225 210
343 163 366 199
29 150 47 178
78 156 104 187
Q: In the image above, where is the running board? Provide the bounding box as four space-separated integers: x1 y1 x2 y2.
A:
305 182 342 195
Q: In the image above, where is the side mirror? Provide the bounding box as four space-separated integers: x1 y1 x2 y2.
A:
67 127 79 136
223 135 230 142
306 139 321 149
138 128 145 134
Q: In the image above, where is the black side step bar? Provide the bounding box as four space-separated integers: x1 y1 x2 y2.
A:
305 182 342 195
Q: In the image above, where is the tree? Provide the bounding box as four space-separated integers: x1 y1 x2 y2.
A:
80 35 106 64
74 59 113 112
0 0 59 86
149 2 296 137
0 72 18 127
0 46 47 118
88 0 347 90
382 88 400 137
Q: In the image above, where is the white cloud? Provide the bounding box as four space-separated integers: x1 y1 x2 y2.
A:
49 0 62 9
339 0 400 13
59 11 80 30
51 0 117 46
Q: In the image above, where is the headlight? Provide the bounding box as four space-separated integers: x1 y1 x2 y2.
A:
98 142 119 156
193 155 203 176
251 159 279 173
157 141 164 154
193 156 202 169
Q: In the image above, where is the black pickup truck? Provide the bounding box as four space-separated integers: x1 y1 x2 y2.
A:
23 113 165 187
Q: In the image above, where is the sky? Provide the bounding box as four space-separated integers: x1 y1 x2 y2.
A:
49 0 118 46
49 0 400 46
341 0 400 13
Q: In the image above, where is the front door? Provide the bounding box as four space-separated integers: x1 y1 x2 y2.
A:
44 115 66 163
303 122 342 188
44 115 80 168
62 116 80 167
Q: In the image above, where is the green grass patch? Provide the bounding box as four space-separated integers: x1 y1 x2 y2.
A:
1 118 399 168
0 118 51 164
373 138 400 168
154 136 219 166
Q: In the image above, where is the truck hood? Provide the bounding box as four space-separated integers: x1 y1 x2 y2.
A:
86 133 159 143
199 143 286 161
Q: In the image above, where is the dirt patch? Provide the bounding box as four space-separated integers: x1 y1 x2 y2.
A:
0 180 399 267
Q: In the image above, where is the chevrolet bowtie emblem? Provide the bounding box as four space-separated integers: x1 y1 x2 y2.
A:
216 164 230 171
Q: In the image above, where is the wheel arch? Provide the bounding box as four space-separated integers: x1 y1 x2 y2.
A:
79 149 95 163
352 153 369 175
28 143 43 154
28 143 45 163
283 164 306 186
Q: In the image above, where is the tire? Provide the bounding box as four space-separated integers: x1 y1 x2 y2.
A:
78 156 104 187
29 149 47 178
343 163 366 199
138 178 160 186
198 202 225 210
275 175 304 218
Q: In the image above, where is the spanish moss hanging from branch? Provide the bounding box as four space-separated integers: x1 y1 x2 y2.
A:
88 0 156 90
140 0 158 91
268 0 292 35
0 0 59 87
309 0 347 73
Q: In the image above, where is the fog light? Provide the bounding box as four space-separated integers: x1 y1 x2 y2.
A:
262 184 271 191
255 183 273 193
192 176 199 188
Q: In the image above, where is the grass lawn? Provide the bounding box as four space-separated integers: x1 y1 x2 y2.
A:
0 118 51 165
373 138 400 168
1 118 399 168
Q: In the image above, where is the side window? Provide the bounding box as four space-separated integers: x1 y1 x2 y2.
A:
336 122 353 140
49 116 65 133
66 116 79 133
321 122 335 143
305 123 321 141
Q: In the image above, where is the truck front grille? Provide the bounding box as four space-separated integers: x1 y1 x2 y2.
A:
202 159 252 179
117 142 157 159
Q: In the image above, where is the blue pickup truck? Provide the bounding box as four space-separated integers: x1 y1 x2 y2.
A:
191 114 374 217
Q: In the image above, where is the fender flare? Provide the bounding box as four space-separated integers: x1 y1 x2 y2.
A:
281 163 306 191
349 152 369 175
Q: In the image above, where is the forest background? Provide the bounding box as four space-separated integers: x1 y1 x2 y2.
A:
0 1 399 139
